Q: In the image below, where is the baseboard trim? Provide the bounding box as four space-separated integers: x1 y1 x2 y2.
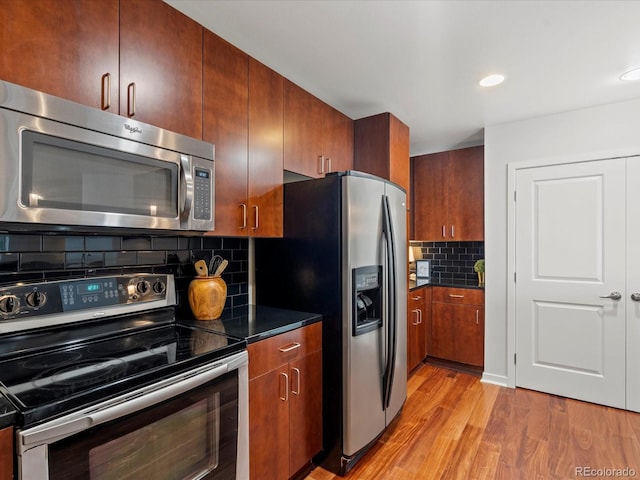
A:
481 372 509 387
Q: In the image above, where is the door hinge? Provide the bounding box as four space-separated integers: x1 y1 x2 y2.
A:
514 272 516 283
514 353 517 365
514 190 517 201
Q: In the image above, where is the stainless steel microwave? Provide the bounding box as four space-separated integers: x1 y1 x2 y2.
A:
0 80 214 233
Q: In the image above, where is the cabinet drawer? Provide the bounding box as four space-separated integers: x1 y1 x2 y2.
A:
432 287 484 305
248 322 322 379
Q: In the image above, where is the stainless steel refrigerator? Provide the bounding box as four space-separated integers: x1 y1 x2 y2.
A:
255 171 407 476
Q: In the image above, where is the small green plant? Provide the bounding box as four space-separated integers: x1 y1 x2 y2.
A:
474 259 485 273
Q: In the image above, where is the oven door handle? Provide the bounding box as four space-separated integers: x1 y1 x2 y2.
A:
21 351 247 447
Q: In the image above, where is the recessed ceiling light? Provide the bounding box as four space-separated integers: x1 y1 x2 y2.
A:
479 74 505 87
620 68 640 81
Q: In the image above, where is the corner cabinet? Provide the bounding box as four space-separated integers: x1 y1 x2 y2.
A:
430 287 484 368
247 322 322 480
354 113 410 196
0 426 12 480
407 287 431 374
412 145 484 241
284 80 353 178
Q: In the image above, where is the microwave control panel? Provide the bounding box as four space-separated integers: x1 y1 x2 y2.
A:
193 168 212 220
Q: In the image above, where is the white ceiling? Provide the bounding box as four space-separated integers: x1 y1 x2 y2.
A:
166 0 640 156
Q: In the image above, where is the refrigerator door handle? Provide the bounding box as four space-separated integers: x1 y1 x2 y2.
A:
381 194 398 410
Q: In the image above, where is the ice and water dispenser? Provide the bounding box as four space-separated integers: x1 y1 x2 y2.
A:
352 265 383 336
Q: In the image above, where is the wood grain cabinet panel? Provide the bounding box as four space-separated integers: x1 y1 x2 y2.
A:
1 0 204 138
354 113 410 195
0 0 119 113
284 80 353 178
203 31 249 237
248 59 284 238
430 287 484 368
119 0 203 138
407 286 431 374
0 426 12 480
412 145 484 241
248 323 322 480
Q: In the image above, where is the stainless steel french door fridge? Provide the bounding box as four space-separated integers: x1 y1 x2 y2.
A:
255 171 407 476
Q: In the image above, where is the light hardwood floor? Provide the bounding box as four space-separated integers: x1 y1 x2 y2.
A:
306 364 640 480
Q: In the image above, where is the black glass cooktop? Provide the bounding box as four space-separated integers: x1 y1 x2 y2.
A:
0 308 245 427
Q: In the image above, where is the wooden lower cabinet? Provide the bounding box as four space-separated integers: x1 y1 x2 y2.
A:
248 323 322 480
430 287 484 368
407 286 431 374
0 426 12 480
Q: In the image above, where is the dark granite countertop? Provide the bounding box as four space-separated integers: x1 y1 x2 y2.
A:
410 277 484 291
178 304 322 344
0 395 17 429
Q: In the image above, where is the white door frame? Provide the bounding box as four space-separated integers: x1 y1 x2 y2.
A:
506 153 637 389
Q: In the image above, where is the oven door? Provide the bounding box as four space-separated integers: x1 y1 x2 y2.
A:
17 351 248 480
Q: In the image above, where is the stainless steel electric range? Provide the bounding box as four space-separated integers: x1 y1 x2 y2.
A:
0 273 248 480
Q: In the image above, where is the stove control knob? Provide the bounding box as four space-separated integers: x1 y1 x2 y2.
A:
25 291 47 308
152 281 166 295
0 295 19 315
136 280 151 295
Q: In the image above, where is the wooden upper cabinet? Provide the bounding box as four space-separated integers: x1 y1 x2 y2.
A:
322 104 354 174
0 0 119 112
284 81 324 178
248 58 283 238
284 80 353 178
120 0 203 138
203 31 249 237
354 113 410 196
412 145 484 241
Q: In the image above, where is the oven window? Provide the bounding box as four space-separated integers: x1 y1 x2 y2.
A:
48 370 238 480
21 130 178 218
89 397 218 480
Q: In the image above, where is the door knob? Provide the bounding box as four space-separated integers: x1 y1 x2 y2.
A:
631 293 640 302
599 292 622 301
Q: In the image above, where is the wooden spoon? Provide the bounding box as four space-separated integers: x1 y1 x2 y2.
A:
194 259 209 277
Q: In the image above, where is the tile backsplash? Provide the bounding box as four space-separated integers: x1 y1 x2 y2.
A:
0 233 248 318
410 241 484 284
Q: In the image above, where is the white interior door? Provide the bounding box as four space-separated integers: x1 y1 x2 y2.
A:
627 159 640 412
515 159 627 408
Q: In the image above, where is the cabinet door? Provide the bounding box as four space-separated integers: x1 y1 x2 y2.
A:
448 146 484 241
203 31 249 236
0 0 119 112
0 426 12 480
430 302 456 361
456 304 484 367
412 152 449 240
407 290 426 373
248 59 283 237
119 0 202 138
249 368 290 480
322 105 354 174
389 115 410 198
284 81 324 178
289 349 323 475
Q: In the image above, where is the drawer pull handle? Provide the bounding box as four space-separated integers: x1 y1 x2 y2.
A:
279 342 301 352
412 295 422 301
449 294 465 299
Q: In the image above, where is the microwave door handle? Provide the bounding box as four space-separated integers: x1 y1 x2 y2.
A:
180 155 194 228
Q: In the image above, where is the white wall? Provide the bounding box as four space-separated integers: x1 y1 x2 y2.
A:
483 97 640 386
